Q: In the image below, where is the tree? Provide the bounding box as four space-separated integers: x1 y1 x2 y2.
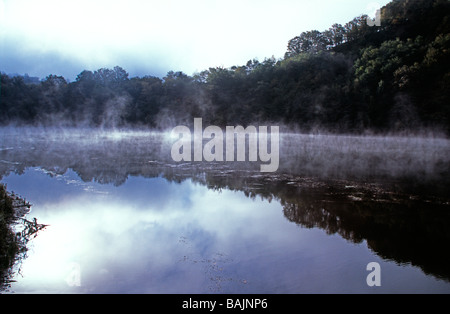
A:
41 74 67 90
344 15 371 42
285 30 331 58
76 70 95 83
323 23 347 47
123 76 163 126
93 66 129 88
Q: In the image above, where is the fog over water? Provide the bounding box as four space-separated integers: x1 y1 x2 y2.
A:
1 126 449 184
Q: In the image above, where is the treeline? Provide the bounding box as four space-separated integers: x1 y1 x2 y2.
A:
1 0 449 133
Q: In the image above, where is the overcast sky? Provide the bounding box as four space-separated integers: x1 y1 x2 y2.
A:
0 0 391 80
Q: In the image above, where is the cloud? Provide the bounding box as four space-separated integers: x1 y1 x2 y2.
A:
0 0 392 80
0 34 169 80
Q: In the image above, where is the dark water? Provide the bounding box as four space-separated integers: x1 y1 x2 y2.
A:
1 127 450 293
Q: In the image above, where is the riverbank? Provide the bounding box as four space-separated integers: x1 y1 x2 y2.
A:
0 184 45 292
0 183 21 290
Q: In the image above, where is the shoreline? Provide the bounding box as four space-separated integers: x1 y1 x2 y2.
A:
0 184 46 292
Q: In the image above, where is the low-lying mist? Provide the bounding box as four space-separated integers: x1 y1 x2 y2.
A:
1 126 449 190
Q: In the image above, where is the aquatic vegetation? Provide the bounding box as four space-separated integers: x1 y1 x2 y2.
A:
0 184 47 291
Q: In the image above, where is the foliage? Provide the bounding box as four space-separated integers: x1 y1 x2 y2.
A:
0 0 449 133
0 184 46 291
0 184 19 290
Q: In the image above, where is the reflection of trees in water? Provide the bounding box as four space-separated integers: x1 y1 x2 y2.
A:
0 185 47 291
1 131 450 282
281 190 450 281
194 173 450 282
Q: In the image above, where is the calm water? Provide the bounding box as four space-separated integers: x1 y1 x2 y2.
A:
1 128 450 294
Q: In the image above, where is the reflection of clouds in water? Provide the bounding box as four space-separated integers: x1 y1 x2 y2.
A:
8 174 285 293
13 194 178 293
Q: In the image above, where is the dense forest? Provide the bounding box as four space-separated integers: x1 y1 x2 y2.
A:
1 0 449 133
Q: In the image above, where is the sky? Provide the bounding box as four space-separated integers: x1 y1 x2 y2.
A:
0 0 392 80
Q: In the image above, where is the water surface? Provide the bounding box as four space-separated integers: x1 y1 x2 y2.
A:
1 128 449 293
